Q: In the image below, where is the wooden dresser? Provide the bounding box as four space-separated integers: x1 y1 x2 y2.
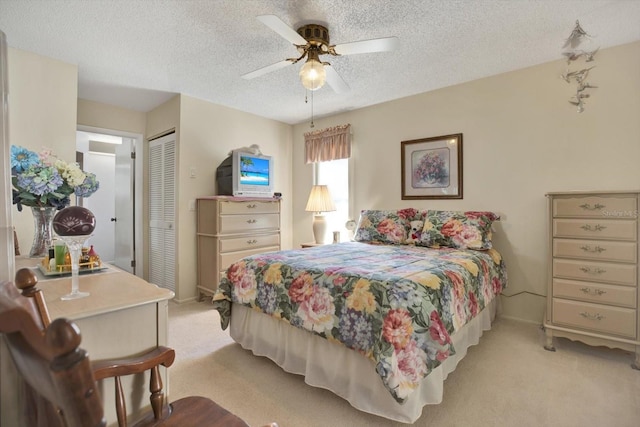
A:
196 196 281 300
544 191 640 369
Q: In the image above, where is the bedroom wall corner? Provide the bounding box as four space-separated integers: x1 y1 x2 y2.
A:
7 47 78 258
176 94 293 302
291 41 640 324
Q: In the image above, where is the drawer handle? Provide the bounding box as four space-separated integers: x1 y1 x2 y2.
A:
247 219 257 224
579 266 606 275
580 287 607 296
580 224 606 232
247 239 258 244
579 203 605 211
580 245 606 253
579 311 605 321
246 204 257 209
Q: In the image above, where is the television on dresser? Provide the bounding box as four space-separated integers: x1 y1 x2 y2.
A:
216 150 274 198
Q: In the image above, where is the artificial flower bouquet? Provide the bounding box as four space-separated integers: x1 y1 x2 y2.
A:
10 145 100 210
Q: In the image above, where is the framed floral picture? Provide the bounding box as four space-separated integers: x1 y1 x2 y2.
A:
401 133 463 199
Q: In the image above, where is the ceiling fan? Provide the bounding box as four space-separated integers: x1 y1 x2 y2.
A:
241 15 399 93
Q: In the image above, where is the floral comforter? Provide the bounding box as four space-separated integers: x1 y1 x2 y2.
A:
212 242 507 403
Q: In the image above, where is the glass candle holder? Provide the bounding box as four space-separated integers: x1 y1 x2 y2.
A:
59 234 91 300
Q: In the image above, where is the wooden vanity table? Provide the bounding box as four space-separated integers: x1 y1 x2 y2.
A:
1 257 175 426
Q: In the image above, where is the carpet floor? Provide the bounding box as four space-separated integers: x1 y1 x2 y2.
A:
167 300 639 427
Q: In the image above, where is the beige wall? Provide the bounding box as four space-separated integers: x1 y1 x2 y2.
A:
7 47 78 254
147 94 292 302
77 98 146 135
291 41 640 323
7 40 638 323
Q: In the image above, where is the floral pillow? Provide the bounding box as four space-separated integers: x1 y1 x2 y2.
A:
354 209 424 245
419 210 499 250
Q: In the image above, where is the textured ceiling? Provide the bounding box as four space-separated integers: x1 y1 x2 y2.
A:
1 0 639 125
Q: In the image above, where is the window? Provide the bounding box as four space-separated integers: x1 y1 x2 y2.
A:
316 158 349 242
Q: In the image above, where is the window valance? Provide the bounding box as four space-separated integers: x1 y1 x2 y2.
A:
304 124 351 163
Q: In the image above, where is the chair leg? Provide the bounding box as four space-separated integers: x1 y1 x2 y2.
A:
149 366 164 420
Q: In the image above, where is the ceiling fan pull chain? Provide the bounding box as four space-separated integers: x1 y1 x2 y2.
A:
310 89 315 128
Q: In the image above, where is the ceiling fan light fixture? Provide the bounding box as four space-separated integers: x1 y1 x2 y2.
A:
299 51 326 91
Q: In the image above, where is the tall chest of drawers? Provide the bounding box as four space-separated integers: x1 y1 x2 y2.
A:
196 196 281 300
544 191 640 369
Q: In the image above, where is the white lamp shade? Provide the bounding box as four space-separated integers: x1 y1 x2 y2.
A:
306 185 335 244
305 185 336 213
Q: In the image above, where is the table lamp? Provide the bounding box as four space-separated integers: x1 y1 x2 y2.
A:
305 185 336 244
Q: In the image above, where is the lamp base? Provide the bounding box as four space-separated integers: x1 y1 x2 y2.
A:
312 214 328 244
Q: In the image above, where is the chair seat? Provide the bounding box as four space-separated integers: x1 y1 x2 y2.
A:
133 396 249 427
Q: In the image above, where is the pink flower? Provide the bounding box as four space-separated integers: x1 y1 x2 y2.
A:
468 291 479 317
465 211 499 222
397 208 418 220
453 296 467 329
288 273 313 303
451 224 482 248
383 308 414 350
440 219 463 237
492 276 503 296
233 270 256 304
429 311 451 345
445 270 465 299
332 275 347 287
396 340 427 381
297 285 336 333
436 349 450 362
227 261 247 284
377 219 405 243
386 340 428 400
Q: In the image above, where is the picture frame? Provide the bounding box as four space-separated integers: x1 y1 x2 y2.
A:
401 133 463 200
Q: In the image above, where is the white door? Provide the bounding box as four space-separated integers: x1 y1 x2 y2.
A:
148 133 176 292
82 152 115 262
113 138 134 274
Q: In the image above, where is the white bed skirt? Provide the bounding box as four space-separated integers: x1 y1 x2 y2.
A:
229 298 498 424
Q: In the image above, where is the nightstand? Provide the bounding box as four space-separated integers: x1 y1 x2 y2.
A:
301 242 325 248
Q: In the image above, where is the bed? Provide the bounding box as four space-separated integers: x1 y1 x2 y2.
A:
212 209 507 423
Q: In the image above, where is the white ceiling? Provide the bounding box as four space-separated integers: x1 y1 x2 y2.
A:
1 1 639 125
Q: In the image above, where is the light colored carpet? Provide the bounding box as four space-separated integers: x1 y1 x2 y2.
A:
167 301 640 427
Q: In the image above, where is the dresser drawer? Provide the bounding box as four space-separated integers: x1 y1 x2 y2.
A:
219 200 280 215
552 258 636 286
220 245 280 271
553 238 637 263
552 298 636 338
219 213 279 234
553 219 636 241
552 278 637 308
553 196 637 218
219 232 280 253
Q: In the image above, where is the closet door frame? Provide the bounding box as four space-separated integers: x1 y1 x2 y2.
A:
148 132 177 293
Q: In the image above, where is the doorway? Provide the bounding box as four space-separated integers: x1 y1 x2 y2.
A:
76 126 144 277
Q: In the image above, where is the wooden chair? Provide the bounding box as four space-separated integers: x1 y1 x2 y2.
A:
1 268 278 427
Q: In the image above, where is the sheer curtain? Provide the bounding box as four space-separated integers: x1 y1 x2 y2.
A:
304 124 351 163
304 124 352 242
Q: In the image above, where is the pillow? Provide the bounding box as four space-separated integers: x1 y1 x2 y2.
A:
354 209 424 245
419 210 499 250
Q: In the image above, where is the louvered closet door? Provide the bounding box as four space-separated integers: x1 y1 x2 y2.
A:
148 133 176 292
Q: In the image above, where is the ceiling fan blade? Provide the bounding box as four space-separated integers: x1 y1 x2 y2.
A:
333 36 399 55
257 15 308 46
324 65 350 94
241 59 293 80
